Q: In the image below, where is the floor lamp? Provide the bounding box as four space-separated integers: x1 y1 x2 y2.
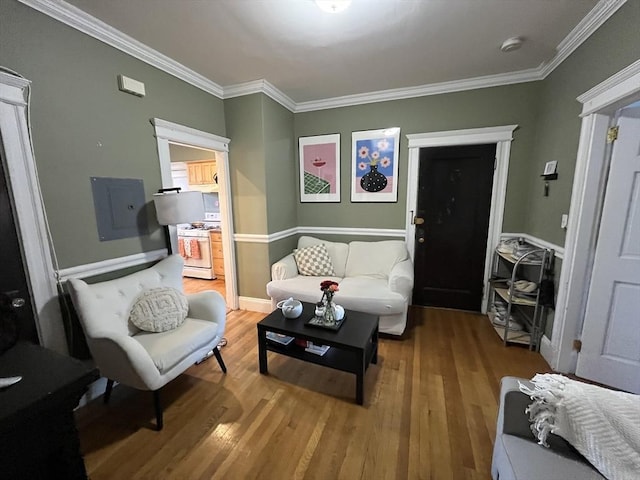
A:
152 188 204 254
152 187 228 352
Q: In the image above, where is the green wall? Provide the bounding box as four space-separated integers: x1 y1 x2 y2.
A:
224 94 296 298
1 0 226 268
263 96 296 234
294 82 543 233
3 0 639 314
525 1 640 246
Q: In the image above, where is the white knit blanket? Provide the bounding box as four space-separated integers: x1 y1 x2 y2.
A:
519 374 640 480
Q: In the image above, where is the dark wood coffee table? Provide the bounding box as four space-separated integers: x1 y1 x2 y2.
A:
257 302 378 405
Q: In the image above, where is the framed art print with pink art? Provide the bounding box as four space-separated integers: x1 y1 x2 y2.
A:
351 128 400 202
299 134 341 203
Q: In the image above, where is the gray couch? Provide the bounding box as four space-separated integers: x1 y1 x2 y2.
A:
492 376 604 480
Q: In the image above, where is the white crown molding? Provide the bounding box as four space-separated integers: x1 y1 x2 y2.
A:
293 69 543 113
57 249 167 281
20 0 623 113
538 0 627 79
500 232 564 259
223 79 297 112
18 0 224 98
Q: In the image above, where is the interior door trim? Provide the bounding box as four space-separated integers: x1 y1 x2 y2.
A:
0 72 67 354
405 125 518 314
152 118 239 310
551 59 640 374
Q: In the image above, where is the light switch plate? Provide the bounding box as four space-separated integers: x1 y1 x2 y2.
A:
561 214 569 229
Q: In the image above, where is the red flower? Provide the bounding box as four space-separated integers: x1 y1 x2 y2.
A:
320 280 339 292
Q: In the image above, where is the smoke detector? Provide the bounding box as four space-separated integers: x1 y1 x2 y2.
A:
500 37 524 53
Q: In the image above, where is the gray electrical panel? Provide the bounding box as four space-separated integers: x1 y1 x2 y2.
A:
91 177 149 241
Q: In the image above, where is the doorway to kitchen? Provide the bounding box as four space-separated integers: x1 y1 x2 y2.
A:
152 118 238 310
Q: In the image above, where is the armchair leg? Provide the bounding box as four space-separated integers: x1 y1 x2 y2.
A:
104 379 114 404
153 390 163 431
213 347 227 374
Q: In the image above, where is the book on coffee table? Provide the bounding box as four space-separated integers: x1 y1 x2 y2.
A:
266 332 295 346
305 343 330 356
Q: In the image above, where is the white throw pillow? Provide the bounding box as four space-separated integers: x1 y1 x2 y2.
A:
129 287 188 333
293 243 336 276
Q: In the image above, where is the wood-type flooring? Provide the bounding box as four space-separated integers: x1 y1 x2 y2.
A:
75 304 551 479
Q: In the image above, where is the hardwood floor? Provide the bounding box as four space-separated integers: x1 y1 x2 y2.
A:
183 277 226 297
75 306 550 480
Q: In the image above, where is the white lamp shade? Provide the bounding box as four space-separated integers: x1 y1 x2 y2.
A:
153 191 205 225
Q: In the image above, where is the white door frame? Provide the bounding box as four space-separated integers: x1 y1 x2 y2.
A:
551 59 640 373
405 125 518 313
0 72 67 354
151 118 239 310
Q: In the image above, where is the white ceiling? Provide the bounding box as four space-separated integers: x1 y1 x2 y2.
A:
59 0 608 105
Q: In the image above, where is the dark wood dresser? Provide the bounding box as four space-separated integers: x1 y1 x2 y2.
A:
0 342 99 479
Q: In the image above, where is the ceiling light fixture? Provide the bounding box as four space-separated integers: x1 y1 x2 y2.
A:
315 0 352 13
500 37 524 53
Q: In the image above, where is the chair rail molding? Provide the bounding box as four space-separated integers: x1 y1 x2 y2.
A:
233 226 406 243
58 249 167 281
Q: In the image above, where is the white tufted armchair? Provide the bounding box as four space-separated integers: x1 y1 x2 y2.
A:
67 254 226 430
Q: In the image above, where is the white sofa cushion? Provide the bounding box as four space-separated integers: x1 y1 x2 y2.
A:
337 277 407 315
133 317 219 373
345 240 409 279
298 236 349 277
266 275 343 306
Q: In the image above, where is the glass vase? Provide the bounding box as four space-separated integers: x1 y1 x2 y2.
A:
322 300 337 326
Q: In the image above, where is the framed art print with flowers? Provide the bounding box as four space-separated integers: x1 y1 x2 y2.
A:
299 133 341 203
351 128 400 202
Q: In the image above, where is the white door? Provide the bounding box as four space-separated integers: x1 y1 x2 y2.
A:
576 105 640 394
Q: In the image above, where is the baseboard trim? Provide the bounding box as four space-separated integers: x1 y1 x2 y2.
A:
239 296 272 313
539 335 557 370
58 249 167 281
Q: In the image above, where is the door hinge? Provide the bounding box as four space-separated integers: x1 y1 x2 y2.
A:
573 339 582 352
606 126 619 143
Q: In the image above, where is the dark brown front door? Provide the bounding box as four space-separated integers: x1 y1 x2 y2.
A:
0 143 39 345
413 143 496 311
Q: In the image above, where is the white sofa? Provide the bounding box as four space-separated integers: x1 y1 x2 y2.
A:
266 236 414 335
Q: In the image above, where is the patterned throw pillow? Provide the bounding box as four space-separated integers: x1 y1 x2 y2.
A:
129 287 189 333
293 243 336 276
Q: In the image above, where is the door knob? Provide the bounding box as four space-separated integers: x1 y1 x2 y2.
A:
413 216 425 225
418 238 425 243
11 298 26 309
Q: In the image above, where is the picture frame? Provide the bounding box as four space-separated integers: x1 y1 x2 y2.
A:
351 128 400 202
299 134 341 203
